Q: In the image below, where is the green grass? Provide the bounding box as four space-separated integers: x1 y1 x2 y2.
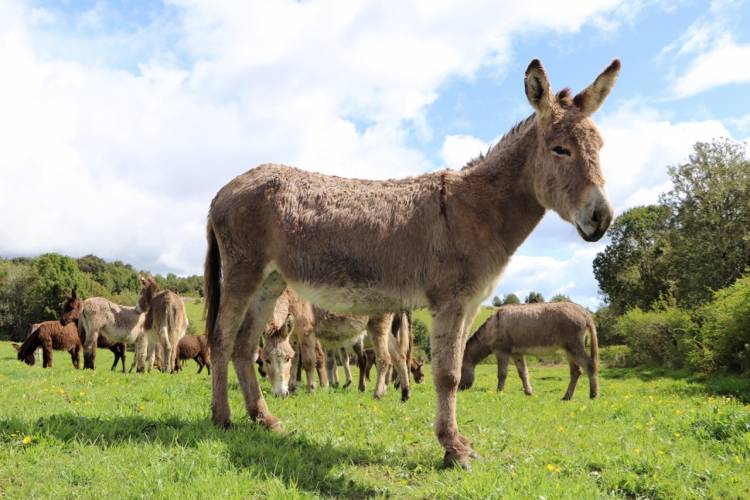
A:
2 342 749 498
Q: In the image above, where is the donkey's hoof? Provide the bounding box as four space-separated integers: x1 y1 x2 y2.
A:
260 415 283 433
401 387 410 402
343 380 351 389
212 417 232 429
561 395 572 401
524 391 532 396
443 451 472 471
358 384 366 393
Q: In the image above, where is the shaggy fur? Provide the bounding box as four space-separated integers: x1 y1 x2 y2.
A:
79 297 146 370
136 276 189 373
17 290 82 368
177 335 211 374
17 321 81 368
203 59 619 468
459 302 599 400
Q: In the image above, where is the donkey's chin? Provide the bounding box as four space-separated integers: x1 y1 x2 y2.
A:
575 223 606 242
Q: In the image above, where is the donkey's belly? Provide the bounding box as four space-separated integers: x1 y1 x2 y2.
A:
288 281 426 315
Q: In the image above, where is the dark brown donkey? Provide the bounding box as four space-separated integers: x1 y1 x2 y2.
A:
176 335 211 374
16 289 82 368
204 59 619 468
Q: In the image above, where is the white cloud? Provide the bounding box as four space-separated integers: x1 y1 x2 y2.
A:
440 135 489 169
672 38 750 98
661 2 750 98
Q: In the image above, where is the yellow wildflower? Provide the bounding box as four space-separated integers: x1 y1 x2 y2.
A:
546 464 560 473
22 436 31 445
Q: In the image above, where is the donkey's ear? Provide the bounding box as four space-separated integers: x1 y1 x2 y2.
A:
12 343 21 352
574 59 621 116
524 59 555 125
71 287 77 300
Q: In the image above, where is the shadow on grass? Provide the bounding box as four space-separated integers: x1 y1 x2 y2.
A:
602 367 750 403
0 413 388 498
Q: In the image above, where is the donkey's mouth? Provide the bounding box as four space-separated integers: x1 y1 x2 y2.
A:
576 223 606 242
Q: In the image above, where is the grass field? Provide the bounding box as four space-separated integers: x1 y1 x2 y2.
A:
1 342 749 498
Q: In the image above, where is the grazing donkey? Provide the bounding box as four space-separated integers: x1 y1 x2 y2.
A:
17 290 82 368
458 303 599 400
136 276 189 373
275 289 412 396
177 335 211 374
203 59 619 468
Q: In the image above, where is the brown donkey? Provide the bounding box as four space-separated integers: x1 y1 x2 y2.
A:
458 302 599 400
204 59 619 468
176 335 211 374
17 290 82 368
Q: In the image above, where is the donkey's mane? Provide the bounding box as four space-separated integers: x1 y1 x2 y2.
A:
462 88 574 171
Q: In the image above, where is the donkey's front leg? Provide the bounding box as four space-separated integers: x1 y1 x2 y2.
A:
431 304 476 469
367 314 393 400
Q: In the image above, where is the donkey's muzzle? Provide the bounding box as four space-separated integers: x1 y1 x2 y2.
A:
575 187 613 242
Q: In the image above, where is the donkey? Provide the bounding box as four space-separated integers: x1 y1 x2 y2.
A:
458 302 599 400
276 289 412 396
203 58 619 468
96 335 127 372
79 297 147 371
176 334 211 374
136 276 189 373
16 290 83 368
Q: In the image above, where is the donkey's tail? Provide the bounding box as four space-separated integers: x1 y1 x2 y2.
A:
204 220 222 342
587 314 599 372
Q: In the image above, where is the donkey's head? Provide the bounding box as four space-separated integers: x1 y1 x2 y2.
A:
60 288 82 326
261 314 296 397
410 359 425 384
136 276 159 314
524 59 620 242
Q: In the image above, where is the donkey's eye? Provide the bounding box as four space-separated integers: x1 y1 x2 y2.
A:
552 146 571 156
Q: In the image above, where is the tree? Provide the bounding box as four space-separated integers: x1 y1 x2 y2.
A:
502 293 520 305
549 293 571 302
593 205 672 314
524 291 544 303
661 139 750 306
491 296 502 307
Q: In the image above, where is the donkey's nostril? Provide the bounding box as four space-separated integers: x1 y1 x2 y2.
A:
591 209 600 224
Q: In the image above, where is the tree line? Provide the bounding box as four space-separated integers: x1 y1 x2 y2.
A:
593 138 750 373
0 253 202 341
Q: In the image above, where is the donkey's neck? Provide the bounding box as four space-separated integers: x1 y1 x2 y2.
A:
464 326 493 365
455 121 546 262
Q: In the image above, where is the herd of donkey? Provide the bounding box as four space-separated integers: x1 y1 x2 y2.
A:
10 59 618 469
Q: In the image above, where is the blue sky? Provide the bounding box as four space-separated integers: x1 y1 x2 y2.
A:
1 0 749 308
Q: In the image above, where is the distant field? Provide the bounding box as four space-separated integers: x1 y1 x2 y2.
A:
184 298 496 339
1 341 749 498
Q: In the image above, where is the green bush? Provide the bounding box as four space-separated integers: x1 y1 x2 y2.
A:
599 345 634 368
412 317 430 361
695 274 750 373
615 305 694 368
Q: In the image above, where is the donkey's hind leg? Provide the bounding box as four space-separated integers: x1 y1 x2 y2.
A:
562 354 582 401
209 268 262 428
512 356 532 395
566 341 598 399
352 340 367 392
232 271 287 431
